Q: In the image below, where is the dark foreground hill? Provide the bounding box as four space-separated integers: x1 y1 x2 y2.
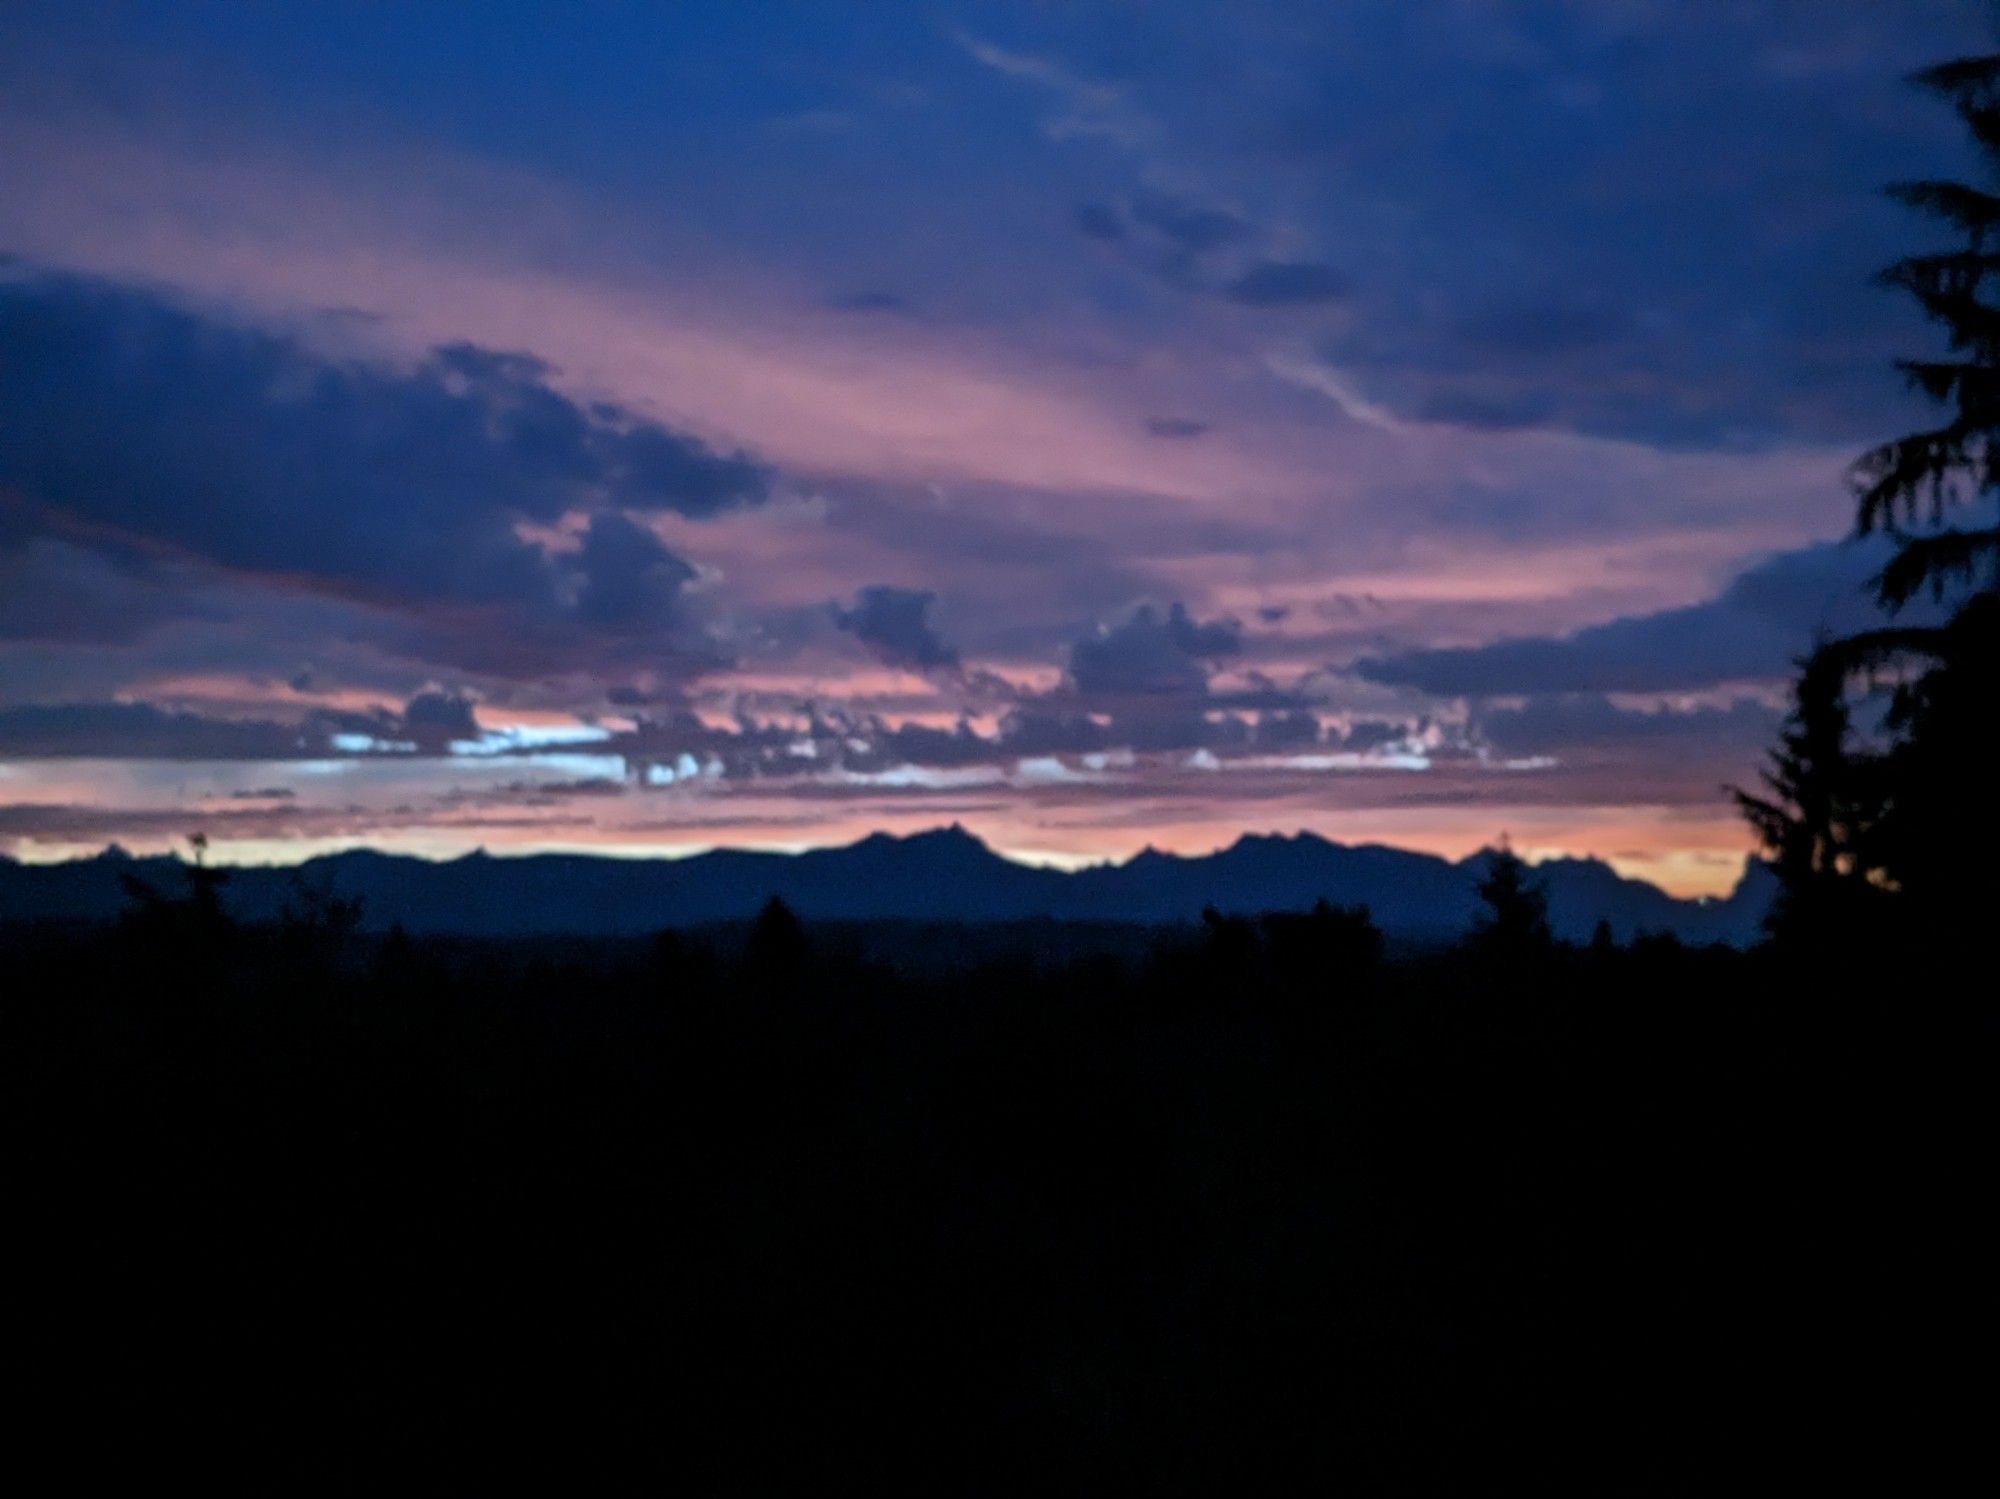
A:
0 824 1774 943
5 902 1980 1489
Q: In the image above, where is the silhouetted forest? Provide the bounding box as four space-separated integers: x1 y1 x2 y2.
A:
7 859 1987 1489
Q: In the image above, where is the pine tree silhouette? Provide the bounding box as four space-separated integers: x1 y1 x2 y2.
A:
1472 838 1552 959
1747 45 2000 946
745 896 809 972
1734 645 1893 945
118 831 234 955
1588 919 1617 957
1858 54 2000 611
1866 590 2000 937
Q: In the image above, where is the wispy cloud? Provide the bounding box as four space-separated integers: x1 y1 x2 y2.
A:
955 34 1155 149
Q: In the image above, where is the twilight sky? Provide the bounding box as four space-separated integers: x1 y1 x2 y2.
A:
0 1 1987 894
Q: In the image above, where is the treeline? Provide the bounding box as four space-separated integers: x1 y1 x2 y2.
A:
6 868 1982 1489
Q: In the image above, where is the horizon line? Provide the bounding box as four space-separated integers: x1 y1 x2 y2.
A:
3 823 1760 900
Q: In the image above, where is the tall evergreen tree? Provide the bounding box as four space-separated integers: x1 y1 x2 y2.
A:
1747 47 2000 946
1863 589 2000 935
1858 53 2000 612
1734 647 1892 944
1848 51 2000 938
1471 839 1552 959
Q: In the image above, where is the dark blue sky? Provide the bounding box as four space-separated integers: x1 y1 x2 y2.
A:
0 1 1990 891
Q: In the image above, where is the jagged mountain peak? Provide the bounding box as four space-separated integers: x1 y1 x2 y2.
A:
848 824 996 861
901 823 989 850
0 830 1775 944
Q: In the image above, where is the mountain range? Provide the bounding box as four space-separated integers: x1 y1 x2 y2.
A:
0 827 1776 946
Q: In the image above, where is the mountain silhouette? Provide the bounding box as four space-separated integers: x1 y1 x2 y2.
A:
0 825 1772 944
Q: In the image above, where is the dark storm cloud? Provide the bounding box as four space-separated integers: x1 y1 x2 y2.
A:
1068 603 1240 697
0 270 768 619
834 718 968 767
996 601 1262 755
988 705 1235 759
1476 696 1782 759
832 586 961 671
1255 709 1323 748
0 702 321 760
1352 539 1931 697
602 600 1278 779
572 513 699 631
0 539 219 645
990 707 1110 758
0 688 482 759
1338 719 1411 753
397 688 481 750
611 705 998 782
610 418 769 518
1207 668 1319 715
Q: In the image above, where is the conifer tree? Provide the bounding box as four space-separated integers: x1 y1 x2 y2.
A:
1747 48 2000 943
1472 839 1552 958
1857 52 2000 612
1734 648 1891 943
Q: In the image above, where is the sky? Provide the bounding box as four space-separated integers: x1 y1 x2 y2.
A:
0 0 1990 895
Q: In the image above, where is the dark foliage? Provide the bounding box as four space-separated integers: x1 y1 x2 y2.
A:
1735 645 1896 945
1746 47 2000 944
1471 841 1554 961
1859 53 2000 602
7 881 1984 1491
